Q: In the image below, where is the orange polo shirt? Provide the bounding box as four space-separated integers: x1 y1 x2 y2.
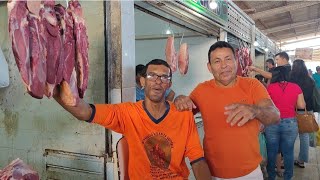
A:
91 101 204 180
190 76 270 178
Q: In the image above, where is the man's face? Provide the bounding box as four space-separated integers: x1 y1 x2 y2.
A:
275 55 287 66
207 47 237 86
141 64 171 103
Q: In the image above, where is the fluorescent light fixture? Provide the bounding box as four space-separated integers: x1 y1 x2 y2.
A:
209 1 218 9
254 41 259 46
264 48 269 52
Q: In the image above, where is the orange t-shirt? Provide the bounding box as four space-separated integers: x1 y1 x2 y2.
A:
190 76 270 178
92 101 204 180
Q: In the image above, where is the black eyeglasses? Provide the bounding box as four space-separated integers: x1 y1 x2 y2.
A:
146 72 171 83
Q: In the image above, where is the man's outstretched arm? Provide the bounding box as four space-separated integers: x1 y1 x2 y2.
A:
53 86 92 121
248 66 272 79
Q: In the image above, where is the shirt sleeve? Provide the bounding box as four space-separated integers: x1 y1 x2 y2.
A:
90 103 128 134
184 112 204 162
251 78 271 104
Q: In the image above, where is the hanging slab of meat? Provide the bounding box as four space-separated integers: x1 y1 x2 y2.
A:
8 0 46 99
28 12 47 99
69 0 89 98
178 43 189 75
165 36 177 72
55 4 79 106
8 0 31 89
0 158 39 180
235 48 243 76
40 0 63 98
236 48 252 77
55 4 75 84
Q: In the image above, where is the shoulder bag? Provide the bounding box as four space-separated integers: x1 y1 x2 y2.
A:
296 108 319 133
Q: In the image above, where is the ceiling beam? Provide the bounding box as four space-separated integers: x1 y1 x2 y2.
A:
242 8 256 13
285 1 298 40
262 18 320 34
250 2 320 20
276 29 320 42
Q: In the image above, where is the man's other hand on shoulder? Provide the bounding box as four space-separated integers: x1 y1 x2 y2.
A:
174 95 196 111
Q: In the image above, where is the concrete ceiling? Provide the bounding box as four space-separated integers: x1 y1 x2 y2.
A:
233 1 320 43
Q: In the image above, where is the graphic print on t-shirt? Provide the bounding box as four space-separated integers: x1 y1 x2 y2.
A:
143 132 179 179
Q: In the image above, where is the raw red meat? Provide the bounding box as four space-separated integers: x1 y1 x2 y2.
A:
165 36 177 72
69 0 89 98
236 48 252 77
28 13 47 99
0 158 39 180
40 0 63 97
8 0 31 88
8 0 89 103
55 4 79 106
8 0 46 99
178 43 189 75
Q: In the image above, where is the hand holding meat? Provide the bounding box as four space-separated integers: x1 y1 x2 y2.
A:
174 95 196 111
8 0 88 104
224 103 258 126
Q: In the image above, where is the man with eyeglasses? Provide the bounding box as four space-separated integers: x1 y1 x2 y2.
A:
53 59 211 179
174 41 280 180
136 64 176 102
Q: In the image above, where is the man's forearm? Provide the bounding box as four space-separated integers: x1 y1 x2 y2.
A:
255 68 272 79
191 160 211 180
55 97 92 121
254 105 280 125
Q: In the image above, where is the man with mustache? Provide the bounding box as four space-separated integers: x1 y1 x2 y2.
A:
174 41 280 180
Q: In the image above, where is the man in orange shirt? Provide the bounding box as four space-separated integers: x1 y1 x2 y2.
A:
174 41 280 179
54 59 211 180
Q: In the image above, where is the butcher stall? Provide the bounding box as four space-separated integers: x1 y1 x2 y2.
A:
0 0 112 179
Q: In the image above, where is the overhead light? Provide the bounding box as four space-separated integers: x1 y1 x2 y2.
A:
264 48 269 52
254 41 259 46
209 1 218 9
165 29 172 35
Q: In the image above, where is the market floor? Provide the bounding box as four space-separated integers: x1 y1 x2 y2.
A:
188 139 320 180
283 139 320 180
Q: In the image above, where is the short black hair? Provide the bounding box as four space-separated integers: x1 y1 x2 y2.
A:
270 66 289 83
317 66 320 71
136 64 145 76
208 41 235 63
275 52 289 61
145 59 172 78
266 58 275 66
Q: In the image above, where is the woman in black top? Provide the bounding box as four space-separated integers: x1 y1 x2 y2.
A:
290 59 315 168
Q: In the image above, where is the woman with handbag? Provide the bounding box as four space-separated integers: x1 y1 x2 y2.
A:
290 59 316 168
265 66 306 180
